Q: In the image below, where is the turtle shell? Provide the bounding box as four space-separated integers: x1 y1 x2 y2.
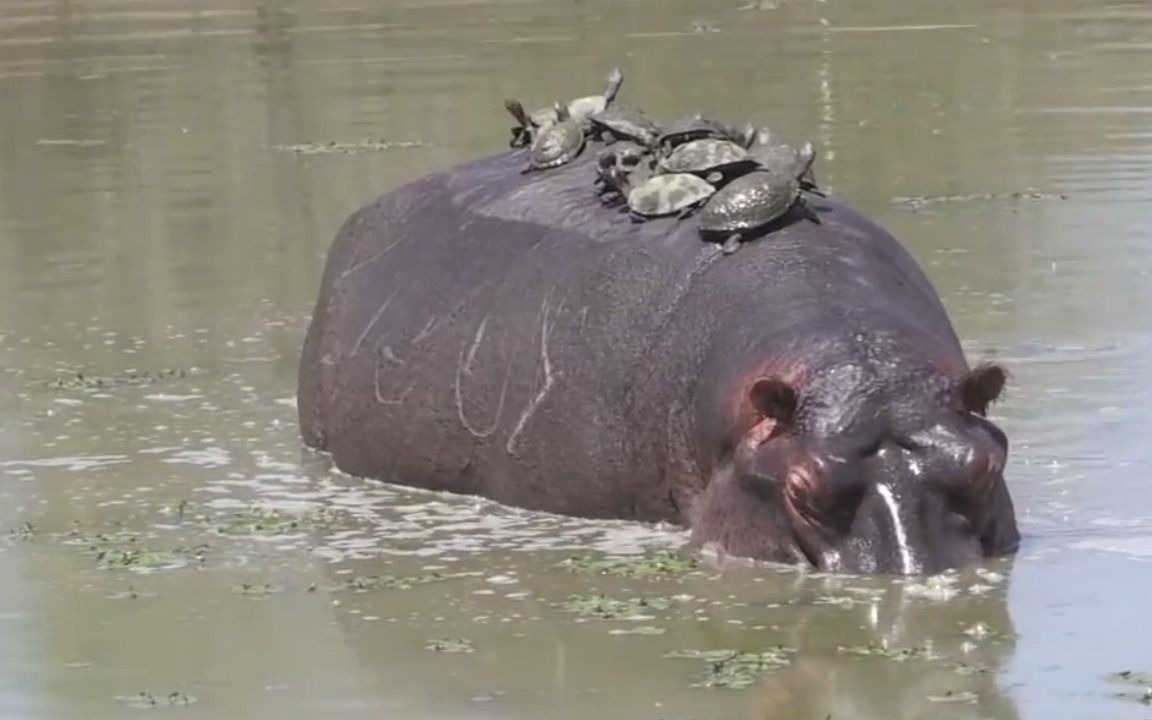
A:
589 107 662 147
697 170 801 234
657 115 731 150
527 119 586 170
659 138 755 176
627 173 716 217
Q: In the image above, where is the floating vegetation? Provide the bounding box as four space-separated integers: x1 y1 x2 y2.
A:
608 625 666 636
812 593 872 608
272 139 429 155
204 505 341 536
49 368 190 391
901 573 961 601
7 522 35 540
892 190 1068 210
1106 671 1152 704
559 548 699 578
665 647 795 689
95 544 210 572
557 593 672 620
837 643 940 661
927 690 978 704
108 587 158 601
323 573 448 593
951 661 993 676
115 691 196 709
231 583 286 596
426 637 475 653
61 526 141 548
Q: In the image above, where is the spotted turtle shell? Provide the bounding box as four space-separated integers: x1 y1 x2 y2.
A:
627 173 716 217
659 138 754 175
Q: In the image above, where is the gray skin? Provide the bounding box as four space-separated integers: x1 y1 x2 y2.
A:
297 148 1021 576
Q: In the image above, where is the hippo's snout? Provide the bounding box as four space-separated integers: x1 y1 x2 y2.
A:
697 364 1020 576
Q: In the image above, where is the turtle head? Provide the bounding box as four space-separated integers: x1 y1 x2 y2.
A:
504 99 530 126
604 67 625 103
734 122 757 149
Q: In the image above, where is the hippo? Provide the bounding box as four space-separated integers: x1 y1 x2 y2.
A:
297 148 1020 576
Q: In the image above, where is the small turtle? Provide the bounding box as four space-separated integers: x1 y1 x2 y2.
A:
657 138 758 183
751 133 822 194
596 146 654 206
505 99 561 148
596 141 648 181
611 169 717 221
588 106 663 147
524 104 586 172
656 114 733 153
566 67 625 123
727 122 758 149
697 160 818 255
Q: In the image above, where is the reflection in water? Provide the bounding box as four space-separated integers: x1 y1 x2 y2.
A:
3 0 1152 717
754 567 1019 720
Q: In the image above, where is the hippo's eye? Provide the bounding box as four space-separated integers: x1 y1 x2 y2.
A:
858 439 882 458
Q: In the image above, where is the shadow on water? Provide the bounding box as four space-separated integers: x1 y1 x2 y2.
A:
319 533 1022 719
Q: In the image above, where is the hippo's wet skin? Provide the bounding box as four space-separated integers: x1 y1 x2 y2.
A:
297 148 1020 575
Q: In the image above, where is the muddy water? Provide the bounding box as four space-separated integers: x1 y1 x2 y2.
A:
2 0 1152 717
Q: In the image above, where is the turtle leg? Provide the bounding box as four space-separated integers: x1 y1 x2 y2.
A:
677 202 704 221
799 199 822 224
721 233 743 254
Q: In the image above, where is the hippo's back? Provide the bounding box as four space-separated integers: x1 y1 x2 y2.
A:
297 149 963 521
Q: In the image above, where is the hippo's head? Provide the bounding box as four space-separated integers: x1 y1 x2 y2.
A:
694 362 1020 575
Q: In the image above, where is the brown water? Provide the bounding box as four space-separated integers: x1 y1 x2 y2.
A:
3 0 1152 718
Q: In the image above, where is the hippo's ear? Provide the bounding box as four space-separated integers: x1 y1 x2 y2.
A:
958 363 1008 416
749 378 798 425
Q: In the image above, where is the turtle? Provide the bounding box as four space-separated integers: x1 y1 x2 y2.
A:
750 133 823 194
696 146 820 254
727 121 758 149
609 168 717 221
505 99 561 148
657 138 758 184
595 141 649 181
587 106 663 147
595 145 655 206
566 67 625 123
589 107 662 147
656 114 733 154
523 104 586 172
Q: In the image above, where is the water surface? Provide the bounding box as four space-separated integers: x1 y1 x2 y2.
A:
3 0 1152 718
